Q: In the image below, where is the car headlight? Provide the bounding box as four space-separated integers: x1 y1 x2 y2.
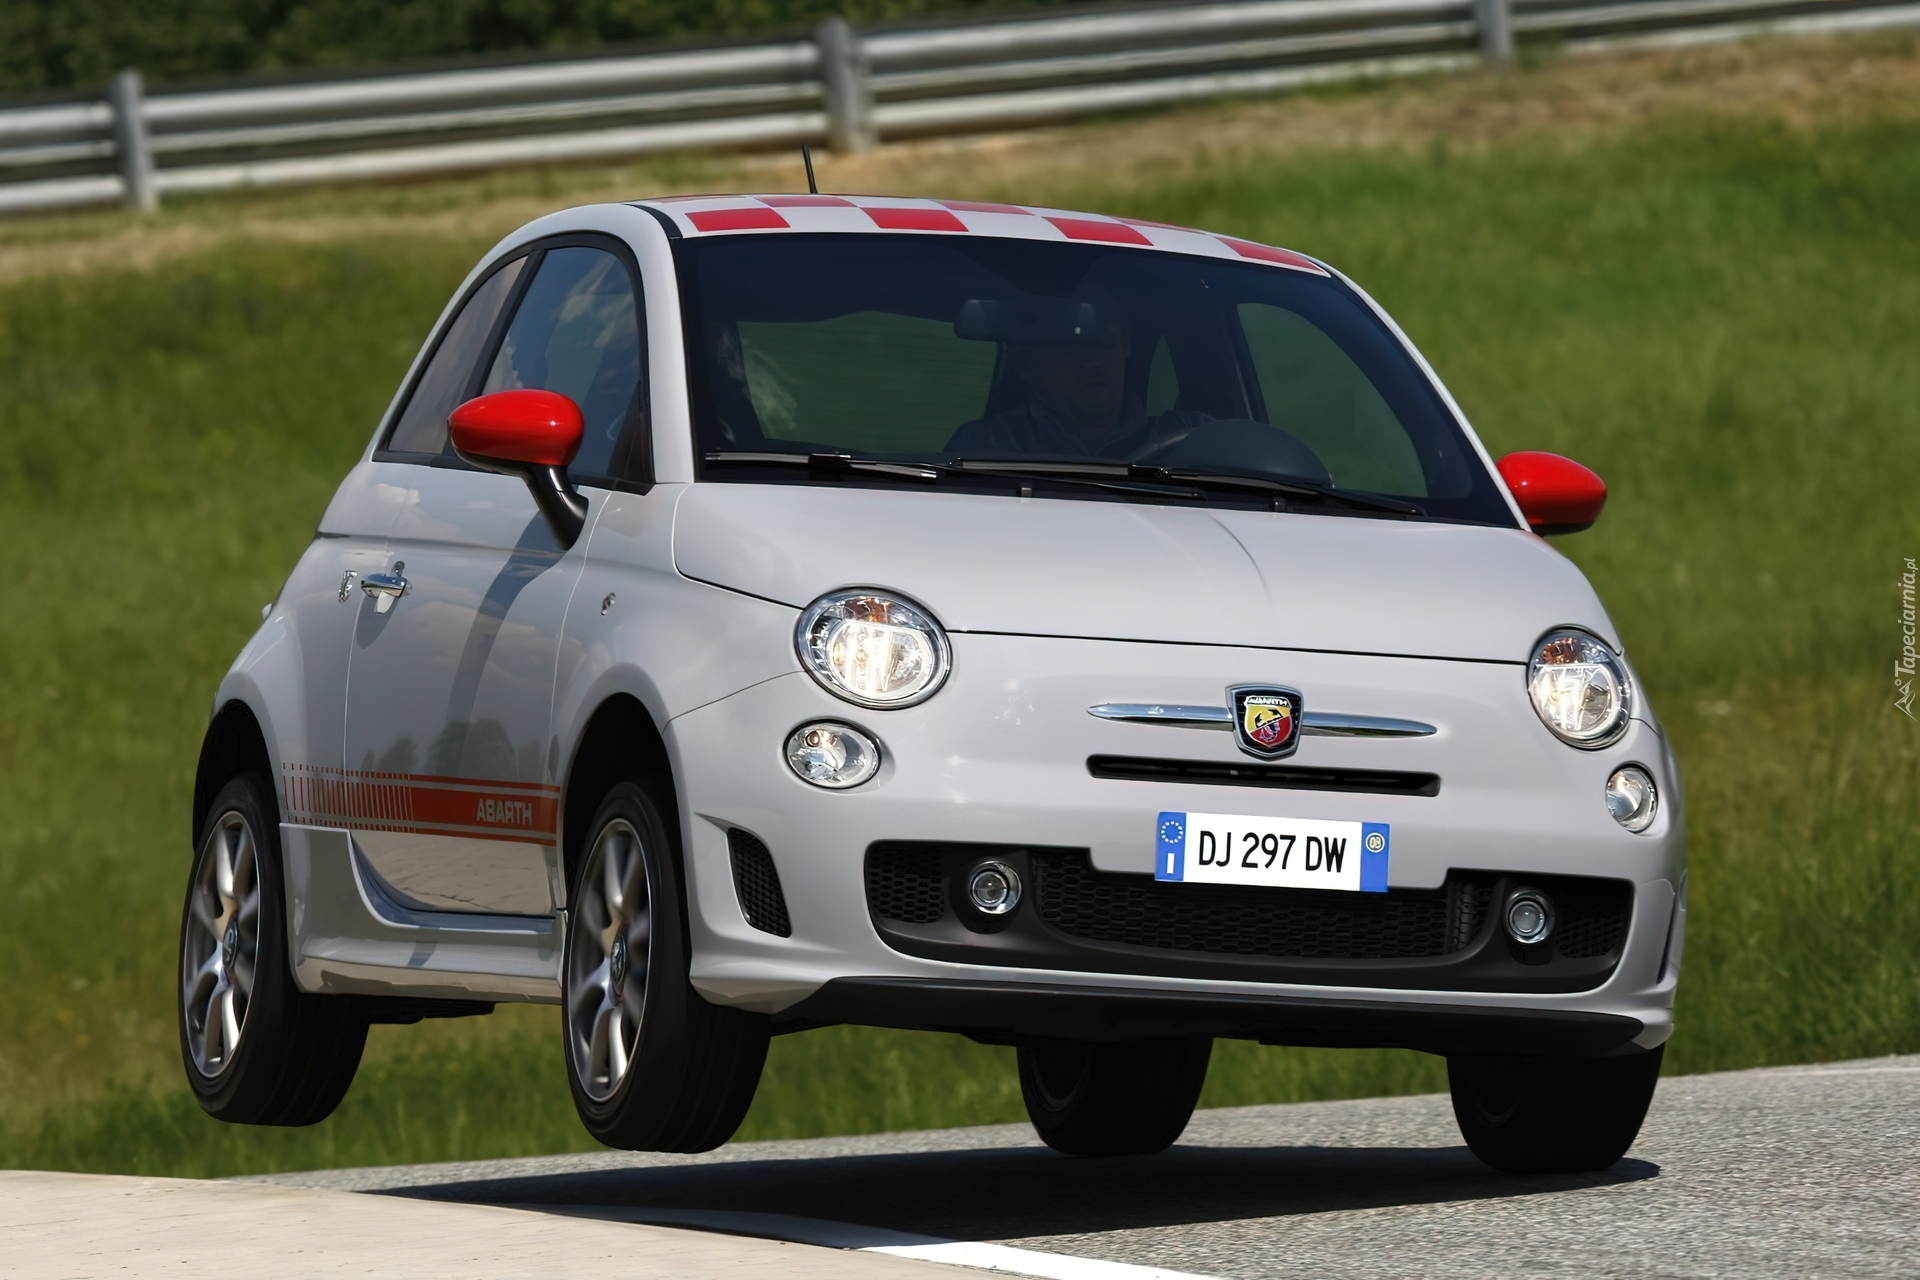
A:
1527 628 1633 748
795 589 951 709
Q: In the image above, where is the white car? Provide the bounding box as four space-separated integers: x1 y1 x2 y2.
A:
179 194 1683 1172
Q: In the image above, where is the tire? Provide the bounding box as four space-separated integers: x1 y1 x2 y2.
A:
1448 1044 1664 1174
178 773 368 1125
1018 1036 1212 1156
563 779 770 1152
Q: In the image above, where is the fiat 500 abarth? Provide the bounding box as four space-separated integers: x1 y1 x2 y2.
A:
180 194 1683 1172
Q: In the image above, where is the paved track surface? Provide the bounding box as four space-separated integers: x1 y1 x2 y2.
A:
0 1170 953 1279
262 1054 1920 1279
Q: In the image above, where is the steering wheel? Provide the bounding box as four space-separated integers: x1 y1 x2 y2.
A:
1133 419 1332 486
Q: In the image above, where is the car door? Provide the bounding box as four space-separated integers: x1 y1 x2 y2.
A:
342 234 648 915
277 249 526 844
271 482 396 829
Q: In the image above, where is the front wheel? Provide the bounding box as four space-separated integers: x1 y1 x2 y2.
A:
1448 1045 1664 1174
1018 1036 1212 1156
563 780 769 1152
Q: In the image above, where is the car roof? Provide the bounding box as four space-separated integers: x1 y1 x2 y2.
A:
629 194 1329 277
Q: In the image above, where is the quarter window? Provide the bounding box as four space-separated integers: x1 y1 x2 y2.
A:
386 257 526 455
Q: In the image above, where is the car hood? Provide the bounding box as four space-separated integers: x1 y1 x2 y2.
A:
670 483 1619 662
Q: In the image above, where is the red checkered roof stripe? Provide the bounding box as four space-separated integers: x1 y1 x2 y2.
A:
641 196 1327 275
865 205 968 232
1216 236 1325 274
685 206 789 232
1045 216 1152 246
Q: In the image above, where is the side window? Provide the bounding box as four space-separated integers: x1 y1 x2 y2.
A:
386 257 527 455
482 246 643 481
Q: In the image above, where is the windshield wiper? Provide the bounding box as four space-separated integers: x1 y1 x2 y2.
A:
710 452 1200 499
705 451 942 481
1154 467 1425 515
944 458 1204 500
951 459 1422 514
708 452 1420 514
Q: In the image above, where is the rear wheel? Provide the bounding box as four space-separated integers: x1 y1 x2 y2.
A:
1448 1045 1664 1173
1018 1036 1212 1156
178 773 367 1125
563 779 769 1152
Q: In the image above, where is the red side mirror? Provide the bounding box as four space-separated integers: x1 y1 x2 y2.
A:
448 390 589 548
1497 451 1607 536
448 389 583 467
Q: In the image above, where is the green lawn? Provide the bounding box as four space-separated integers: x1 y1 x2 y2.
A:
2 64 1916 1176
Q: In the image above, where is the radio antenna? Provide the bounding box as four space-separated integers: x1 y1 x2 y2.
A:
802 144 819 195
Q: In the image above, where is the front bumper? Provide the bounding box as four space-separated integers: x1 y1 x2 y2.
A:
666 633 1685 1055
783 978 1646 1057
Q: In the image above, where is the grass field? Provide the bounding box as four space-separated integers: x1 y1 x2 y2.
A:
2 36 1917 1177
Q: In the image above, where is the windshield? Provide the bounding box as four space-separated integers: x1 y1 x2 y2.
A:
678 233 1512 523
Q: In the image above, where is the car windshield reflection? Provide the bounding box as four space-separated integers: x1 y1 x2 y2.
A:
679 233 1509 524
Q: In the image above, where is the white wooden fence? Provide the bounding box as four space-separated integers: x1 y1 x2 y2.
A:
3 0 1916 214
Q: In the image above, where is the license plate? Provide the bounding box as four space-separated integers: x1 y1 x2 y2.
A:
1155 811 1389 892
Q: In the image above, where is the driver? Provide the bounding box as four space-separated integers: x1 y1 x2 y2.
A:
945 291 1209 459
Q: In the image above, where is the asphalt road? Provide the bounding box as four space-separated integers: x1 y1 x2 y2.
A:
266 1054 1920 1279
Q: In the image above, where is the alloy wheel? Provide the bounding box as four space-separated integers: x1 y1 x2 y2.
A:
567 818 651 1102
181 809 261 1076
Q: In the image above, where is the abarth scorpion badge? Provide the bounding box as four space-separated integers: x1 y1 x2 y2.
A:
1229 685 1303 759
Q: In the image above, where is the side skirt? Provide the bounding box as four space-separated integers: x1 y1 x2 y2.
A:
281 824 562 1005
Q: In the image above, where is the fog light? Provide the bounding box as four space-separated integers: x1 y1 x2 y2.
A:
784 722 880 789
1606 765 1658 833
966 861 1021 915
1504 888 1555 945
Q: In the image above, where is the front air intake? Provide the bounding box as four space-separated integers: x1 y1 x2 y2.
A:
727 828 792 937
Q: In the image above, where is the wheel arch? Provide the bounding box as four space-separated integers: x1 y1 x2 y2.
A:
193 699 275 847
561 693 678 898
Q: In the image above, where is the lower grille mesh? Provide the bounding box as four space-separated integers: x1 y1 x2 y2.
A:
861 845 1630 965
1032 851 1478 960
864 845 946 924
1452 879 1493 952
1548 880 1634 958
728 829 792 937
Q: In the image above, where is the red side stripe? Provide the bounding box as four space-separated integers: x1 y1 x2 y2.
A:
863 206 968 232
1117 216 1192 232
761 194 857 207
282 765 560 844
687 207 791 232
1217 237 1327 275
1046 217 1152 245
938 200 1031 215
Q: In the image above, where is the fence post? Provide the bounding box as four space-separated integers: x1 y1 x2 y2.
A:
1473 0 1515 64
817 18 875 152
109 68 158 210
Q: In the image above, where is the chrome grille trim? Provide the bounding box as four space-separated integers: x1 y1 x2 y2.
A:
1087 704 1435 738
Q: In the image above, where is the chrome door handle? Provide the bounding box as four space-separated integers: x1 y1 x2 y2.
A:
361 564 407 614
